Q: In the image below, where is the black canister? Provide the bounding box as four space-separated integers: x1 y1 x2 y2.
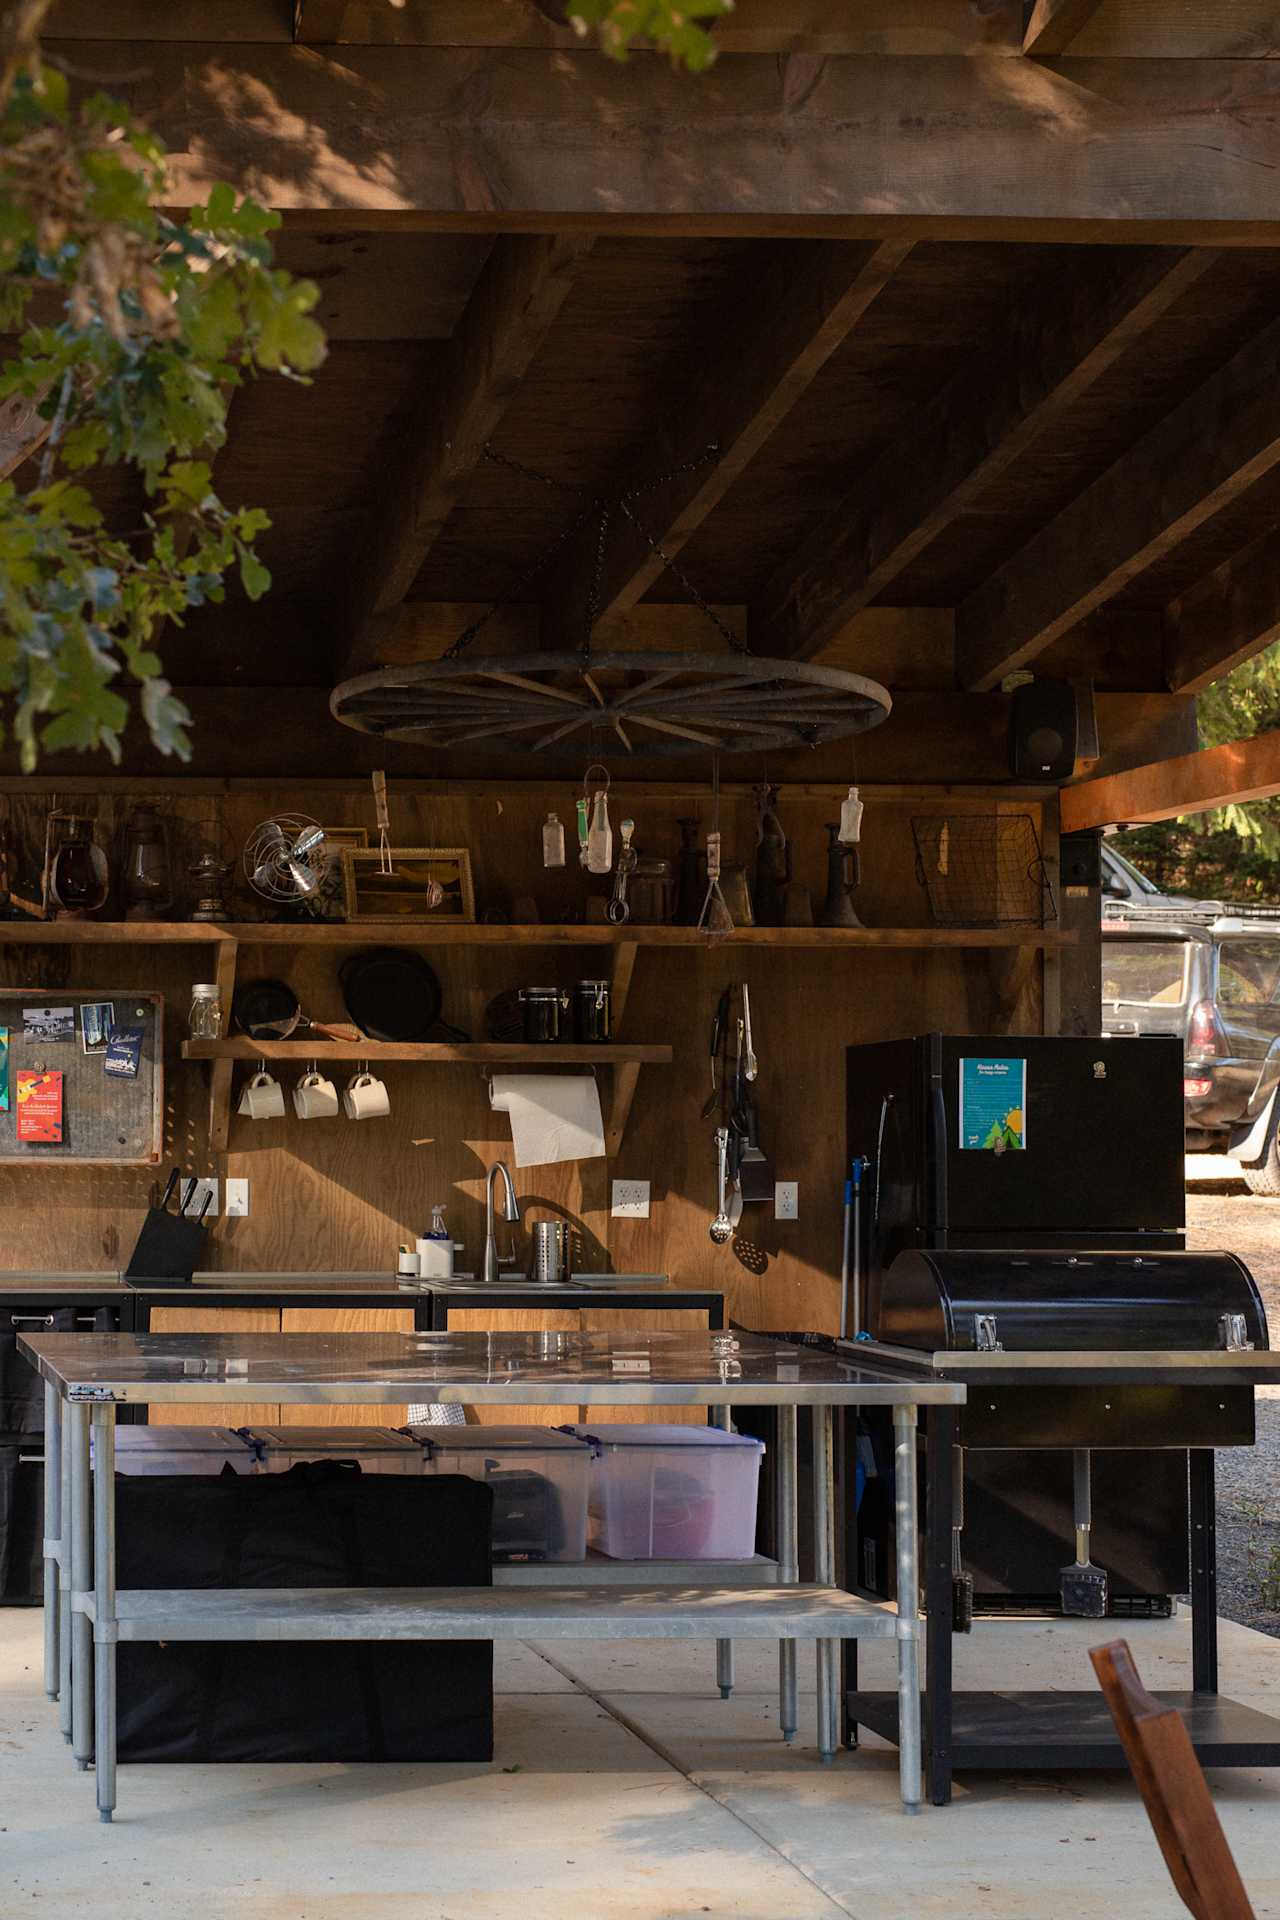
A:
573 979 612 1043
520 986 568 1043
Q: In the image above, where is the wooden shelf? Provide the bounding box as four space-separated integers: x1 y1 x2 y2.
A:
1 920 1079 950
182 1041 671 1064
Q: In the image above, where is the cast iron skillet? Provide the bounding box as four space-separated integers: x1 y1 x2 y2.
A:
338 948 444 1043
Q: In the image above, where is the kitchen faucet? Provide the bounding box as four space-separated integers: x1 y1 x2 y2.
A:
483 1161 520 1284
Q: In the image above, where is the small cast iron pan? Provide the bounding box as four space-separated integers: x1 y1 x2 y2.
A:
232 978 359 1043
338 948 444 1043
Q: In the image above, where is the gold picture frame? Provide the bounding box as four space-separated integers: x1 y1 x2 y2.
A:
341 846 476 924
321 826 370 851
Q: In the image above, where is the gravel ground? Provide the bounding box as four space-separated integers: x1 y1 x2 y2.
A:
1186 1164 1280 1638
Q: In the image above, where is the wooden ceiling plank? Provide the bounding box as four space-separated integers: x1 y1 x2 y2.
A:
957 311 1280 692
293 1 350 43
338 232 595 675
543 238 912 635
1022 0 1104 57
1061 729 1280 831
758 247 1216 661
1164 528 1280 695
0 386 53 482
56 43 1280 238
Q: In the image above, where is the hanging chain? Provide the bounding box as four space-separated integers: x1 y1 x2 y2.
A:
443 443 739 663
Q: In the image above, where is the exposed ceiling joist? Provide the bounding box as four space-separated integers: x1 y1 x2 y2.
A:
1164 529 1280 695
1062 729 1280 832
757 247 1215 662
1022 0 1103 56
542 239 911 642
0 387 52 481
338 232 595 677
58 43 1280 238
957 314 1280 692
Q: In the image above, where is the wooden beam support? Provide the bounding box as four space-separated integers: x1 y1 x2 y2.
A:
758 248 1214 661
1022 0 1102 57
339 233 595 676
1061 730 1280 832
957 314 1280 693
0 386 52 481
544 239 910 634
1164 528 1280 695
49 44 1280 238
293 2 350 43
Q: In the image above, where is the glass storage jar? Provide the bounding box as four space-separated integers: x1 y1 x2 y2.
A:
188 983 224 1041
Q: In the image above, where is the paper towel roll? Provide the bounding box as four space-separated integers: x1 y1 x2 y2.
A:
489 1072 606 1167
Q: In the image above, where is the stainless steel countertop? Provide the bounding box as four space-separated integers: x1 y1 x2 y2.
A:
0 1271 696 1297
19 1330 966 1407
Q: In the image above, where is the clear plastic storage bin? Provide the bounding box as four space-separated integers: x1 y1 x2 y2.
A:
406 1424 591 1564
243 1426 424 1474
97 1427 258 1475
566 1424 765 1561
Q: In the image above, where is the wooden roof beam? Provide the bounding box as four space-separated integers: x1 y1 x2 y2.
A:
0 387 52 482
1022 0 1103 57
541 239 911 642
1062 730 1280 832
51 44 1280 238
337 232 595 678
1164 528 1280 695
756 247 1215 662
957 313 1280 693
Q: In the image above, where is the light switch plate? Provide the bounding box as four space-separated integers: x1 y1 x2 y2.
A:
611 1179 650 1219
224 1178 249 1218
187 1177 218 1219
775 1181 799 1220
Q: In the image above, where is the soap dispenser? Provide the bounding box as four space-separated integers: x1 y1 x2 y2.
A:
416 1205 454 1280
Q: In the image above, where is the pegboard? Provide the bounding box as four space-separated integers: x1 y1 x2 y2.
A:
0 989 163 1165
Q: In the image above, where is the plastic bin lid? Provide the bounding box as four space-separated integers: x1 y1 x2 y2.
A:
405 1424 590 1453
244 1426 418 1451
113 1427 249 1452
564 1424 764 1452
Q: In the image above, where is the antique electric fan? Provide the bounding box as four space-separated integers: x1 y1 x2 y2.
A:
330 449 892 758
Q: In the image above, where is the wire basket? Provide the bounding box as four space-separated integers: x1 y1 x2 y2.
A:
911 814 1054 928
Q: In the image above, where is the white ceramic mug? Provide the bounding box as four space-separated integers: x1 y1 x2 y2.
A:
293 1069 339 1119
238 1069 285 1119
344 1070 390 1120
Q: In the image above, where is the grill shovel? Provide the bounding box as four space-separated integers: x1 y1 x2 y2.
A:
1060 1448 1109 1617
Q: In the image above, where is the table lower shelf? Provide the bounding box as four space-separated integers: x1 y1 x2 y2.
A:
79 1584 895 1643
493 1553 780 1587
848 1689 1280 1769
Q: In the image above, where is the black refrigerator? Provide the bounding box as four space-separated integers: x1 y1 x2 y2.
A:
847 1033 1189 1611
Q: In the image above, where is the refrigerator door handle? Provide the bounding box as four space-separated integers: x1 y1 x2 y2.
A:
928 1033 948 1246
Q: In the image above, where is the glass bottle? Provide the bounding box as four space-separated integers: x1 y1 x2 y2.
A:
188 983 224 1041
542 812 566 868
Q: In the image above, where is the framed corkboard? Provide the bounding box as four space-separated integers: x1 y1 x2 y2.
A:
0 989 164 1165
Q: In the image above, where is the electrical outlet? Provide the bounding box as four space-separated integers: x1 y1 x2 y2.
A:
611 1179 650 1219
224 1178 249 1218
187 1177 218 1218
775 1181 799 1220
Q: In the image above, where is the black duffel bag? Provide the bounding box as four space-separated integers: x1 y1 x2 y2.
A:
116 1461 493 1764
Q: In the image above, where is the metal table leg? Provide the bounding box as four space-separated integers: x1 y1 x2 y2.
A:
893 1404 923 1814
58 1391 72 1740
43 1381 61 1702
69 1401 92 1771
1190 1447 1218 1695
776 1404 798 1743
924 1407 955 1807
92 1405 117 1823
711 1402 734 1697
812 1402 838 1763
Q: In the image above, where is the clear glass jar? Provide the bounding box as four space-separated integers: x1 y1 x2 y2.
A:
188 984 223 1041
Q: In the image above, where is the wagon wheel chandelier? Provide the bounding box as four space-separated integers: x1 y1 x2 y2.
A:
330 447 893 758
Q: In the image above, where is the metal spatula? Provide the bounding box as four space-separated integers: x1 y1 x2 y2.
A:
1060 1448 1108 1618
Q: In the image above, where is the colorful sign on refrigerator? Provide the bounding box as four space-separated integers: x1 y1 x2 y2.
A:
959 1056 1026 1152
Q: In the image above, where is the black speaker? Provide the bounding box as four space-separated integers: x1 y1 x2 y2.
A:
1060 829 1102 890
1009 678 1078 781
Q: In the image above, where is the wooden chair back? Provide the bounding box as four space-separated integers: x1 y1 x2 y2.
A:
1089 1639 1255 1920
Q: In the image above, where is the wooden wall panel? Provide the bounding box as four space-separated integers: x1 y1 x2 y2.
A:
0 781 1050 1343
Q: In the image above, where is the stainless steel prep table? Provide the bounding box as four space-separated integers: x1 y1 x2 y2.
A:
22 1328 962 1822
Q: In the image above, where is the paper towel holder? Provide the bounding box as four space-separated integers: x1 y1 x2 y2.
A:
484 1066 599 1092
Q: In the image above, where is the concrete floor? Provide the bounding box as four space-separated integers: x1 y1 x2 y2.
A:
3 1609 1279 1920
